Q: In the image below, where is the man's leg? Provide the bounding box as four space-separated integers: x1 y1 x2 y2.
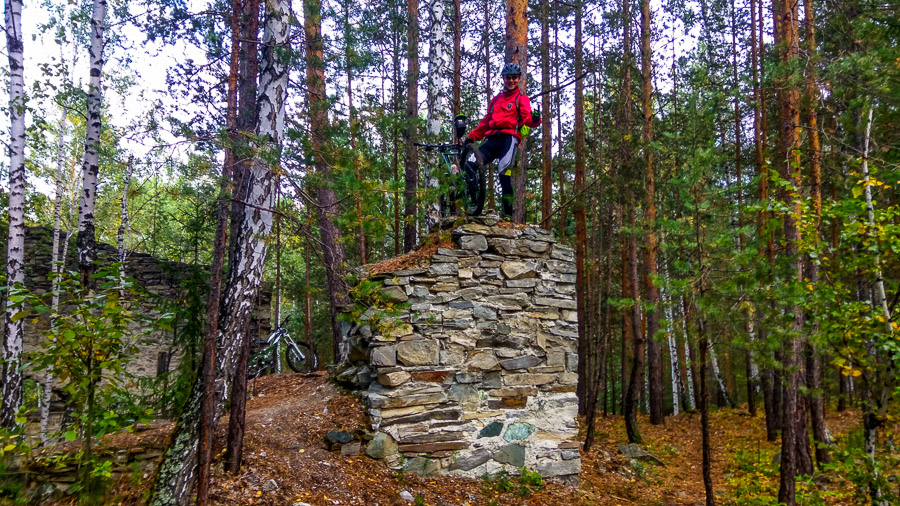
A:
496 135 518 219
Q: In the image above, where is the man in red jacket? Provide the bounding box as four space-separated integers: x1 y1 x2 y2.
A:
465 62 541 219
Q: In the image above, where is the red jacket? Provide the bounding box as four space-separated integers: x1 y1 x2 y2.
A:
468 88 541 142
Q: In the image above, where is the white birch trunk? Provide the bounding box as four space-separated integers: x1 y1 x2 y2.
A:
709 344 734 407
661 283 682 416
2 0 27 427
860 108 891 332
149 1 291 502
75 0 107 280
40 103 70 441
423 0 449 233
680 296 697 410
117 156 134 290
425 0 449 136
747 315 760 394
860 106 890 505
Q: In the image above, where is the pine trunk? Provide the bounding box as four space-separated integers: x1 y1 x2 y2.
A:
404 0 419 251
505 0 527 223
539 0 552 228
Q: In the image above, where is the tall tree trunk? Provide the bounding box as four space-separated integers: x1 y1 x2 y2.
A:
574 0 589 415
344 4 367 263
859 106 891 504
404 0 419 251
423 0 447 233
307 0 352 363
392 13 402 256
505 0 527 224
484 0 494 211
149 0 291 501
539 0 552 228
640 0 663 426
801 0 829 468
41 101 71 441
452 0 460 118
222 0 261 477
555 15 565 242
2 0 27 427
693 186 715 506
75 0 107 291
624 210 644 443
773 0 804 499
116 157 134 288
208 0 242 484
662 261 684 415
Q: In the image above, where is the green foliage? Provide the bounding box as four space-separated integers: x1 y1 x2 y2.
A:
7 265 167 495
481 467 544 499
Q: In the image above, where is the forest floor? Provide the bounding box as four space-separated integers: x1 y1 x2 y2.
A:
86 373 889 505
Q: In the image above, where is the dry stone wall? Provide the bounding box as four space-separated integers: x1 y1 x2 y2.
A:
2 227 271 381
340 215 581 483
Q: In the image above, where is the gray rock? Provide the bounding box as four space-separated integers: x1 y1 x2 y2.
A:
366 432 399 459
499 355 543 370
378 371 411 387
397 340 439 366
473 303 498 320
493 444 526 467
500 261 537 280
381 285 409 303
468 350 499 371
459 234 489 251
448 448 492 471
263 479 279 491
537 458 581 477
371 345 397 367
617 444 665 466
429 262 459 276
399 490 415 502
341 441 361 456
405 457 440 476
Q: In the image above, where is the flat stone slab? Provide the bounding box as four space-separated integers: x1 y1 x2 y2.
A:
617 444 665 466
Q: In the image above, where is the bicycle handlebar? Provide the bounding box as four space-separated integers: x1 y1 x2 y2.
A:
413 141 461 152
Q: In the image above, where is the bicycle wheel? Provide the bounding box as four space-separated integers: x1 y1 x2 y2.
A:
286 341 319 372
458 144 486 216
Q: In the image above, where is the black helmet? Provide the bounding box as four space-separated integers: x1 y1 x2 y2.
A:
501 62 522 76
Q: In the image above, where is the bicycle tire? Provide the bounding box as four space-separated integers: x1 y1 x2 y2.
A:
286 341 319 372
458 144 486 216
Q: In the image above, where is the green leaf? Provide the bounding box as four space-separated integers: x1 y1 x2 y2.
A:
64 431 76 442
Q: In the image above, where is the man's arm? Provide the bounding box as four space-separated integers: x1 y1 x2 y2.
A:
521 95 541 128
468 97 495 141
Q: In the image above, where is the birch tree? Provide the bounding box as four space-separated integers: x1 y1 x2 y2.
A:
149 0 292 501
75 0 107 288
1 0 26 428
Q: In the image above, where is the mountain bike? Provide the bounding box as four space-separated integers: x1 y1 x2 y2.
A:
414 114 486 216
248 317 318 378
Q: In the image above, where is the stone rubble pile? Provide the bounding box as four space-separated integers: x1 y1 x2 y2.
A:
339 215 581 483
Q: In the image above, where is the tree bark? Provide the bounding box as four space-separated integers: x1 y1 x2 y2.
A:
640 0 663 426
222 0 260 478
2 0 27 427
505 0 527 224
773 0 804 500
149 0 291 501
404 0 420 251
540 0 552 229
307 0 352 363
75 0 107 291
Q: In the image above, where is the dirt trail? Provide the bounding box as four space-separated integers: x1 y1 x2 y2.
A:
93 373 864 505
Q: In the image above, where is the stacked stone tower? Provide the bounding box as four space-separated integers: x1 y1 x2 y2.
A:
340 215 581 483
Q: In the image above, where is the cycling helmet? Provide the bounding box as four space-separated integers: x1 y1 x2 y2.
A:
501 62 522 76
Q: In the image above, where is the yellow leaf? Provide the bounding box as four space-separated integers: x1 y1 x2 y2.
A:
852 186 863 198
3 444 15 452
851 370 863 377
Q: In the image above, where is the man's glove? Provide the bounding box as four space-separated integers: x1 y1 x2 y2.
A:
531 107 541 123
462 135 474 145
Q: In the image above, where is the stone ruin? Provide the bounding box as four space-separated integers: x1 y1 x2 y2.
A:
337 215 581 483
2 227 271 382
